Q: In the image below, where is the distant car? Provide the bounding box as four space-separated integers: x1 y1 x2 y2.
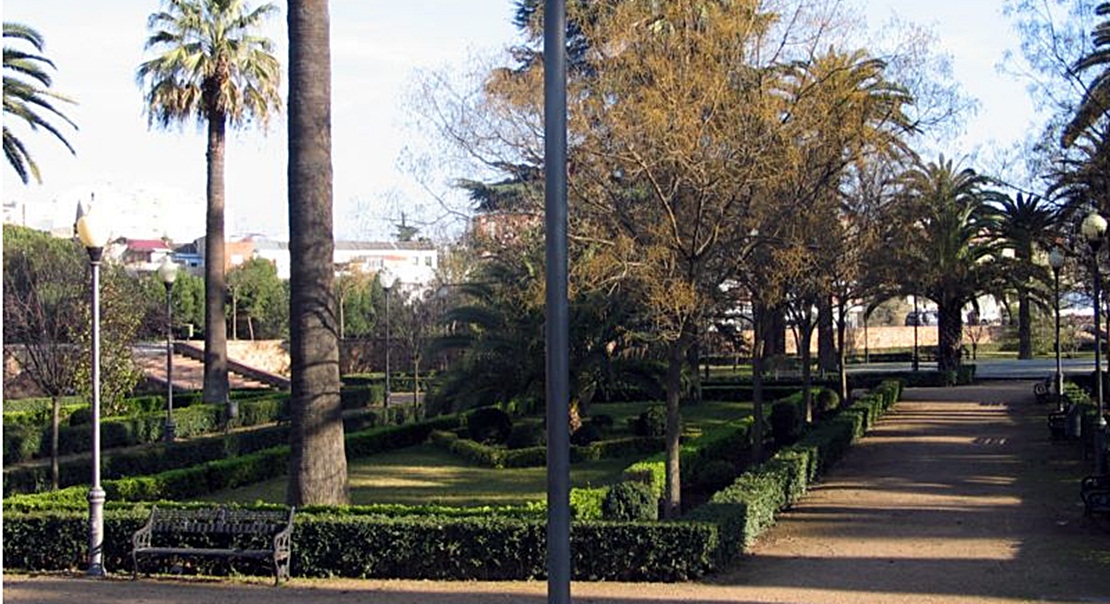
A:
905 310 938 326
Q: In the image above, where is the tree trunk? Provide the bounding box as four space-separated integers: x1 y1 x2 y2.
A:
51 395 60 490
286 0 349 506
663 329 690 519
817 296 837 375
1018 291 1032 360
799 318 814 423
202 111 231 415
937 301 964 373
751 304 769 461
686 323 702 403
835 300 849 403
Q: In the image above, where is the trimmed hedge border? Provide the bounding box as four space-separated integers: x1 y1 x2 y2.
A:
3 380 902 581
4 415 465 510
687 379 901 563
428 431 663 469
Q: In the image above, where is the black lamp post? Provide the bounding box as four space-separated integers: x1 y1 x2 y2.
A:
76 202 109 577
380 268 397 409
912 294 920 372
158 256 179 442
1049 247 1066 405
1082 211 1108 475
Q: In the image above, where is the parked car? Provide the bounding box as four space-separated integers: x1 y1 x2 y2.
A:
905 310 938 326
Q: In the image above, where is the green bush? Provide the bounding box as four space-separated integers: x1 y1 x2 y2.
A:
587 413 615 433
602 481 658 521
467 407 513 445
570 423 603 446
506 422 546 450
692 459 736 492
631 404 668 437
814 388 840 417
770 401 802 447
2 508 718 581
569 487 608 520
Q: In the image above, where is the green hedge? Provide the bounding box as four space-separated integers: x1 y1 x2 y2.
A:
687 380 901 563
2 507 717 581
5 415 466 509
622 416 756 499
428 431 662 469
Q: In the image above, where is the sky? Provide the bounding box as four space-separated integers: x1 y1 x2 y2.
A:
2 0 1038 243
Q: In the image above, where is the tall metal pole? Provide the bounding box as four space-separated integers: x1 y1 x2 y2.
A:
384 286 391 409
912 295 920 372
1095 253 1107 475
1053 264 1063 403
544 0 571 601
164 283 176 441
87 253 105 576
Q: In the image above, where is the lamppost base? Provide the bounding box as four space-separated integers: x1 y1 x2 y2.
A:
1096 422 1108 476
87 485 106 576
163 420 176 443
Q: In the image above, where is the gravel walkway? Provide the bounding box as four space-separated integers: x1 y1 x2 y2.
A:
6 381 1109 603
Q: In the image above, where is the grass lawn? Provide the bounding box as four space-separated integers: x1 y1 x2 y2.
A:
203 444 644 507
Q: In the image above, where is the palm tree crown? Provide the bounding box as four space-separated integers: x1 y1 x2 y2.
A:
137 0 281 128
3 22 76 184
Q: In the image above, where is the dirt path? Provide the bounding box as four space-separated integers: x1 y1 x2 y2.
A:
6 381 1109 603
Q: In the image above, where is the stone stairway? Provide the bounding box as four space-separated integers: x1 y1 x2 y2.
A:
133 345 274 391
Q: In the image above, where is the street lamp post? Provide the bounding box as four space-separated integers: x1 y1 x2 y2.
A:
380 269 397 409
158 256 179 442
1082 211 1108 475
912 295 920 372
1049 247 1066 407
76 203 110 577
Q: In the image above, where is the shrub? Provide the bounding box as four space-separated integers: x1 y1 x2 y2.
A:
570 423 603 446
569 487 608 520
631 404 667 437
602 481 658 521
814 388 840 417
467 407 513 445
506 422 546 450
588 414 615 434
770 401 801 447
693 459 736 492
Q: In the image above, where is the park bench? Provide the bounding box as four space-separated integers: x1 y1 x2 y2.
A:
1048 403 1083 441
1033 377 1052 405
1081 474 1110 516
131 505 295 584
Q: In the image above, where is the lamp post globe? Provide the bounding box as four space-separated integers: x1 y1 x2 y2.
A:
1082 211 1108 476
76 203 110 577
380 269 398 409
158 257 179 442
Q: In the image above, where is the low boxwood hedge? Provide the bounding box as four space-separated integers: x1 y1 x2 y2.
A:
2 507 717 582
622 416 756 499
687 380 901 563
428 431 663 469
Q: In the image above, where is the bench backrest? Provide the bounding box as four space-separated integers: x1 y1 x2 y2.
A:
149 506 292 536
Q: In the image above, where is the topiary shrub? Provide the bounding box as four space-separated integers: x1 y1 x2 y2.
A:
631 405 668 437
770 401 801 447
602 480 659 521
467 407 513 445
814 388 840 418
692 459 736 492
570 423 602 446
506 422 546 450
588 414 615 434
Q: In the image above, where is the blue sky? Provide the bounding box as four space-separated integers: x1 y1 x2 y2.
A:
3 0 1035 242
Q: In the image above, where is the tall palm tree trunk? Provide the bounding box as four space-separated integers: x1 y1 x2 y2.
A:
286 0 349 506
937 301 964 373
203 112 231 414
1018 292 1032 359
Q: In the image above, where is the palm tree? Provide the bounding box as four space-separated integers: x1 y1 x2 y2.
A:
991 192 1060 359
137 0 281 414
1063 2 1110 147
878 156 1009 372
3 22 76 184
286 0 348 506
